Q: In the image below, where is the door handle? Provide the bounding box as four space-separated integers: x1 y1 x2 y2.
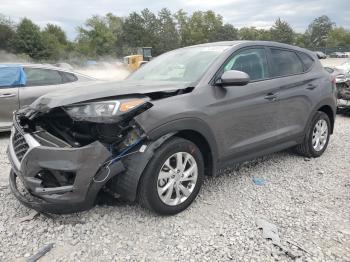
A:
0 93 16 98
306 84 317 90
264 93 278 101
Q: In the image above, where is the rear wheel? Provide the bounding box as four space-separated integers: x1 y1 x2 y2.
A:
138 137 204 215
294 111 331 157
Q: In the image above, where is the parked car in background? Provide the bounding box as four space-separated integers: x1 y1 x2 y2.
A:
0 64 97 131
7 41 337 215
315 51 327 59
324 66 350 110
329 52 347 58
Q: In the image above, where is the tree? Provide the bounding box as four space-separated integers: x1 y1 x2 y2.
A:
215 23 238 41
186 11 224 45
327 27 350 47
174 9 191 47
122 12 147 52
157 8 180 54
77 14 121 57
14 18 45 60
0 14 15 52
270 18 295 44
306 15 335 48
43 24 68 45
239 27 270 40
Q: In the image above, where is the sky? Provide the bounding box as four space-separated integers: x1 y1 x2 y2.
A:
1 0 349 40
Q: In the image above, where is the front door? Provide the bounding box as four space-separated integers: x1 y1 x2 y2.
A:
205 47 281 161
0 86 19 130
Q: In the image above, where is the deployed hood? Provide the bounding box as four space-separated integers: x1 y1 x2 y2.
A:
30 80 192 113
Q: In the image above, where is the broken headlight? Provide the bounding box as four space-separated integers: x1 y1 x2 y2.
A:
63 98 147 121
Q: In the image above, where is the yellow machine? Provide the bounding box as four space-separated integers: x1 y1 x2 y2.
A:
123 47 152 71
123 55 144 71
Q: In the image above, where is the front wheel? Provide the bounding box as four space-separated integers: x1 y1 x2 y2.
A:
294 111 331 157
138 137 204 215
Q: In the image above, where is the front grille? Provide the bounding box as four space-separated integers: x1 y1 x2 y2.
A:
12 129 29 162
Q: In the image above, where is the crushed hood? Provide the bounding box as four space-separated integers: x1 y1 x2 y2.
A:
30 80 192 112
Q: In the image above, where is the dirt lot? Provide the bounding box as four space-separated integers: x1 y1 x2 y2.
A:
0 114 349 261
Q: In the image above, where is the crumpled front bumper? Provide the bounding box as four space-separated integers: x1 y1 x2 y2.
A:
7 123 125 214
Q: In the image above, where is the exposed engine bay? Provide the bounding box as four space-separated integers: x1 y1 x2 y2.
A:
18 99 150 149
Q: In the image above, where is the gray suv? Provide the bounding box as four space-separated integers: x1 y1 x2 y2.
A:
7 41 337 215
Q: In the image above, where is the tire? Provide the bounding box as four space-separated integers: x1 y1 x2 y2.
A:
294 111 331 158
138 137 204 215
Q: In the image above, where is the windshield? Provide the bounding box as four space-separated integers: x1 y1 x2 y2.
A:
128 46 230 82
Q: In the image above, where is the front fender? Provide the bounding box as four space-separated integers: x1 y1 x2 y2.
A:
140 117 219 164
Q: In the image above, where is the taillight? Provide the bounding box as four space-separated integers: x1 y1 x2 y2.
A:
330 75 336 85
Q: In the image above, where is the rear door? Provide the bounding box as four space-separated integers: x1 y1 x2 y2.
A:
267 48 316 139
19 67 66 106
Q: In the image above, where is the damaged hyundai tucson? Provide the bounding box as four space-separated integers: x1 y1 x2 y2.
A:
7 41 337 215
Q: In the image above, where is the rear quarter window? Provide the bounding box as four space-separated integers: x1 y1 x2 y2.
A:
298 52 315 71
270 48 304 77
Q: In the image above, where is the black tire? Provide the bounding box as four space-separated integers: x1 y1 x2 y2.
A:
294 111 331 158
138 137 204 215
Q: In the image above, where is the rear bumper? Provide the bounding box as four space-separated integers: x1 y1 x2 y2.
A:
7 123 125 214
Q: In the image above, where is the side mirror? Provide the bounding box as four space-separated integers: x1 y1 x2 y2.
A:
218 70 250 86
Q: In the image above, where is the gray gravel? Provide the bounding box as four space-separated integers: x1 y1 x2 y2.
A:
0 116 349 262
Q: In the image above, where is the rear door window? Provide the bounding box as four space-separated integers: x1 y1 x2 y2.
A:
24 68 64 87
224 48 269 81
270 49 303 77
298 52 314 71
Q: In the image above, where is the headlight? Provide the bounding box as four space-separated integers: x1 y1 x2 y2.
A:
64 98 147 121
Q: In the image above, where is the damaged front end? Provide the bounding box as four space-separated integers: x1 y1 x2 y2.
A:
7 95 161 214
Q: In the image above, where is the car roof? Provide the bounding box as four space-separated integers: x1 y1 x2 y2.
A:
186 40 313 54
0 63 96 79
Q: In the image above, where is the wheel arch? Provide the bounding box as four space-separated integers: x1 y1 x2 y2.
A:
144 117 219 176
317 105 335 134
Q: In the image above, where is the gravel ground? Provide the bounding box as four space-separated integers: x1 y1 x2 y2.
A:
0 116 349 262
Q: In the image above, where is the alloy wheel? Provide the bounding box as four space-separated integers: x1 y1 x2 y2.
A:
157 152 198 206
312 119 328 151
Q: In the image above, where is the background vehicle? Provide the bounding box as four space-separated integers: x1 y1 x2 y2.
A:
123 47 152 71
0 64 96 131
315 51 327 59
325 66 350 110
330 52 347 58
8 41 336 215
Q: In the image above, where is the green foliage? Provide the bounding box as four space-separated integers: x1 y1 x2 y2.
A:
44 24 68 45
13 18 45 60
306 15 334 48
239 27 271 41
0 14 15 52
327 27 350 47
0 11 349 62
77 14 122 57
270 18 295 44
